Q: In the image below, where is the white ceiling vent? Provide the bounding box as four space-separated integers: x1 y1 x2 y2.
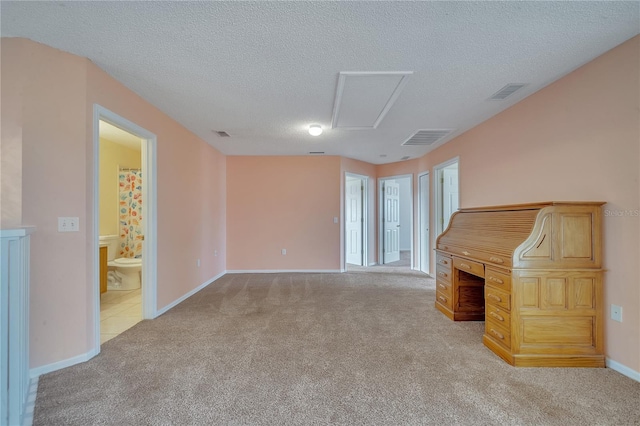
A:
331 71 413 130
402 129 453 146
488 84 527 101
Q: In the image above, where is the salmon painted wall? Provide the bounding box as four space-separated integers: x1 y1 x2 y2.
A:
0 39 24 228
1 38 227 369
227 156 341 271
418 36 640 371
341 157 377 266
4 38 91 368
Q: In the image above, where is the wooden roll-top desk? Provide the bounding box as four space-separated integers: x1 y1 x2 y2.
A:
435 202 605 367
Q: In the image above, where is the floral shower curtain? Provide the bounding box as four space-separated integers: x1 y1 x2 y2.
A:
119 169 143 258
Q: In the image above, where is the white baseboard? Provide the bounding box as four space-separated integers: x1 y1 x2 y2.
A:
226 269 342 274
30 348 97 379
156 271 226 317
368 262 377 266
606 358 640 382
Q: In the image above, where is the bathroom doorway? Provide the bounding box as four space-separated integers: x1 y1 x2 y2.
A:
93 105 157 352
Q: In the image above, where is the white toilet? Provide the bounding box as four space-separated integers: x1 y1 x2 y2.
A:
99 235 142 290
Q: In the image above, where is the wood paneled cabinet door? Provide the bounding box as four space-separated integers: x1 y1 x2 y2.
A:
100 246 107 294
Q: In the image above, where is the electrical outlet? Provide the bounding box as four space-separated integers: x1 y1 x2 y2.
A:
333 216 338 224
58 217 79 232
611 304 623 322
281 249 286 255
214 250 218 257
196 259 201 267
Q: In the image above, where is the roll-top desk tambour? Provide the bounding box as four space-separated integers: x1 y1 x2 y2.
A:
435 202 605 367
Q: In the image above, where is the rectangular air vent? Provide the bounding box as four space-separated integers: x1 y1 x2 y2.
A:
402 129 453 146
401 156 411 160
488 84 527 101
214 130 230 137
309 151 325 155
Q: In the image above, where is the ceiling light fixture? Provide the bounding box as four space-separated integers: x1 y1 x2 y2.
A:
308 124 323 136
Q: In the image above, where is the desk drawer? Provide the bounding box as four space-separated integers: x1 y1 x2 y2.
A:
436 278 452 296
485 267 512 292
435 252 452 271
453 257 484 278
486 318 511 349
436 290 453 310
436 264 452 283
485 286 511 311
486 303 511 328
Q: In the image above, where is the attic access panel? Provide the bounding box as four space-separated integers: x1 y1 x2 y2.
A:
331 71 412 130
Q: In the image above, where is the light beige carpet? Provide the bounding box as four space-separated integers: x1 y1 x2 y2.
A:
35 272 639 425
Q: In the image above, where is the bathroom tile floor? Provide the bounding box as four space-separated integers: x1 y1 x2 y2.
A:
100 288 142 344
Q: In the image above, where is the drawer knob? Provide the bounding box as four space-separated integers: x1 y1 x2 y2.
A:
490 329 505 340
462 251 470 256
488 293 502 303
459 263 471 269
439 260 448 265
489 276 504 284
490 311 505 322
438 296 447 303
438 272 447 278
438 283 446 289
489 256 504 264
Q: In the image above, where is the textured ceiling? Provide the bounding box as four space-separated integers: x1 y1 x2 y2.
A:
2 2 638 164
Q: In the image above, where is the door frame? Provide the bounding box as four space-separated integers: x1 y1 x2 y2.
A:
344 173 368 268
418 171 430 275
433 157 459 237
92 104 158 354
378 174 414 268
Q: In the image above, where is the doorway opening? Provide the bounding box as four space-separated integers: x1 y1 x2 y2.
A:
378 175 413 270
345 173 368 268
418 172 430 275
434 158 459 237
93 105 157 353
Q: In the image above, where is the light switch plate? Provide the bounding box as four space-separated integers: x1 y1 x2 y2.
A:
58 217 79 232
611 304 623 322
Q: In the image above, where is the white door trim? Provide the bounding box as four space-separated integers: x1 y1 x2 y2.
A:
344 172 368 269
92 104 158 355
378 174 413 268
418 171 430 275
433 157 460 237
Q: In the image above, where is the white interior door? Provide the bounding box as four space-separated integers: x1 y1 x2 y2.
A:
419 173 430 274
442 167 459 231
383 180 400 263
346 178 363 265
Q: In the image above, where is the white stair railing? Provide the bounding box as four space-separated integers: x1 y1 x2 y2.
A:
1 227 34 426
